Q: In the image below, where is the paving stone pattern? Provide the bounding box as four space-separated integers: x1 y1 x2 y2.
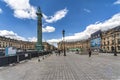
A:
0 53 120 80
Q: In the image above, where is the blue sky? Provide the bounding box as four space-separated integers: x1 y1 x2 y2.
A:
0 0 120 46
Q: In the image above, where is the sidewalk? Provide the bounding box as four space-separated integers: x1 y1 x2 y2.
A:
0 53 120 80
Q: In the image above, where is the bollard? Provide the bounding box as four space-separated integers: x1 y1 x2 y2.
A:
17 55 19 63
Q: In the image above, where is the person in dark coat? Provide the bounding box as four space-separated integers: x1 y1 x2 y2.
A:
112 46 117 56
58 50 61 56
88 49 92 57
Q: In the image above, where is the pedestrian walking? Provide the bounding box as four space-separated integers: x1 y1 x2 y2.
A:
88 48 91 57
76 49 79 54
55 50 58 56
112 46 117 56
58 50 61 56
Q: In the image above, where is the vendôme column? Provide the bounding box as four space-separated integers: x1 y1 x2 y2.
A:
36 7 44 51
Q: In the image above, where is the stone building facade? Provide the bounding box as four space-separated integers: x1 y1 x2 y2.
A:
58 39 90 52
101 26 120 53
0 36 34 51
0 36 55 51
58 26 120 53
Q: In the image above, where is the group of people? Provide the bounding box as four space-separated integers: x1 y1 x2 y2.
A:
76 48 92 57
54 49 92 57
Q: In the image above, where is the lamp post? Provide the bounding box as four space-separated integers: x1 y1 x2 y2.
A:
62 30 66 56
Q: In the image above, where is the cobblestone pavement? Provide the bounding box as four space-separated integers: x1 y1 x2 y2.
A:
0 53 120 80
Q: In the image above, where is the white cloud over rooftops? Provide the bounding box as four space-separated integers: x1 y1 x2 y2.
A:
47 12 120 43
0 30 27 41
0 26 55 42
1 11 120 45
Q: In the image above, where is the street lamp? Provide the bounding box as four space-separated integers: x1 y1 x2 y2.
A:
62 29 66 56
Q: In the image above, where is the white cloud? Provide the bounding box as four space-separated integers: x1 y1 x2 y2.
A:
0 30 27 41
47 12 120 43
47 39 61 43
43 8 68 23
28 37 37 42
0 30 54 44
42 26 55 33
0 30 38 42
47 39 62 47
27 37 47 42
0 8 3 14
1 12 120 45
4 0 37 19
114 0 120 5
84 8 91 13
